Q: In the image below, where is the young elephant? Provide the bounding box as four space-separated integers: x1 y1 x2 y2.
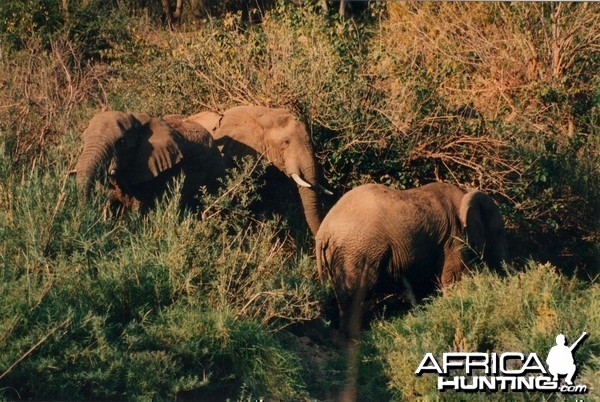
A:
188 106 331 236
74 111 225 212
315 182 507 339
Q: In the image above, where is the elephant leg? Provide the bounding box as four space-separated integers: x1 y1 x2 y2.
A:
337 293 359 342
337 264 377 339
338 248 391 337
181 171 206 211
440 245 464 289
400 276 418 306
335 290 363 402
339 262 375 402
337 302 350 342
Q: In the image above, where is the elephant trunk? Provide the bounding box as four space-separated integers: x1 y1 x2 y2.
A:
75 137 115 197
298 185 322 236
286 155 322 236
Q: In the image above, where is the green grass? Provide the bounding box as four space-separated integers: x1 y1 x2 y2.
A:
0 144 318 400
366 263 599 401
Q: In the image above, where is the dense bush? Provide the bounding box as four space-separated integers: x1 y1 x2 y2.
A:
0 1 597 399
0 146 319 399
368 263 599 401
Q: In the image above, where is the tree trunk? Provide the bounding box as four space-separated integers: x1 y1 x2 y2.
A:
161 0 174 29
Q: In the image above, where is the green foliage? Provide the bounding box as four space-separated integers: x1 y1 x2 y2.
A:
0 0 64 50
0 144 317 400
0 0 130 58
368 263 599 401
66 0 132 61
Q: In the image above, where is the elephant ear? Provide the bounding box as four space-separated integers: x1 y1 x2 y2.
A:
128 118 183 185
459 190 507 267
219 114 265 149
187 111 222 135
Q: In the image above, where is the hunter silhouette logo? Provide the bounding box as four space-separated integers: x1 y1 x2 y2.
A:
546 332 587 385
415 331 589 394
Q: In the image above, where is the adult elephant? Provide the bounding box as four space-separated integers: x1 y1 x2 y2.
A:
188 106 331 236
74 111 225 212
316 182 507 339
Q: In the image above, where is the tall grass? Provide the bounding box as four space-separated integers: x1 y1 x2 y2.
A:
367 263 599 401
0 142 319 399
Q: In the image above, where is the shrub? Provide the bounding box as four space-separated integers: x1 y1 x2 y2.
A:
0 145 319 400
376 3 599 270
0 35 108 164
367 262 599 401
0 0 64 50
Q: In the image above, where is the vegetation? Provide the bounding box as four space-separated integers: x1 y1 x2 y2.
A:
1 1 598 400
368 263 599 401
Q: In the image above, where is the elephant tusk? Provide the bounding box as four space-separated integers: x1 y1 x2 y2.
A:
291 173 313 188
291 173 334 195
316 183 334 196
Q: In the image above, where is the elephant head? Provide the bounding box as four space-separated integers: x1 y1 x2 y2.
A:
459 190 508 268
74 111 224 210
189 106 330 235
74 111 152 196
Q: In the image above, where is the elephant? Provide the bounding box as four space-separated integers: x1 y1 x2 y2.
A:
315 182 507 339
188 106 331 235
74 110 225 212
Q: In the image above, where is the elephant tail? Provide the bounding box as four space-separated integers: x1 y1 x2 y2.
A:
315 236 331 284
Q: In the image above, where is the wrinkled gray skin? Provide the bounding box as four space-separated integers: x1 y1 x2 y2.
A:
189 106 328 235
74 111 225 211
316 182 507 339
